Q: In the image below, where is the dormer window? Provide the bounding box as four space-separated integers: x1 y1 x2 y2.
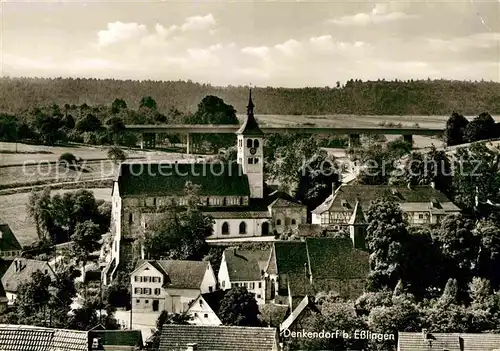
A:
430 198 441 208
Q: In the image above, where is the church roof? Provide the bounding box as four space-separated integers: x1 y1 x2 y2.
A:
236 90 264 136
117 162 250 197
223 249 270 281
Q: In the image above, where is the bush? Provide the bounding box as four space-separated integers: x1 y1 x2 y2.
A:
83 131 98 145
59 152 77 166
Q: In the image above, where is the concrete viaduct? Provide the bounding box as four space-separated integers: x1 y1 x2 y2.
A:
124 124 444 153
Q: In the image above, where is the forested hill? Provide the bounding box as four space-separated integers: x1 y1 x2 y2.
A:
1 77 500 116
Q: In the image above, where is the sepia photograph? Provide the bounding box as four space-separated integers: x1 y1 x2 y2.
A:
0 0 499 350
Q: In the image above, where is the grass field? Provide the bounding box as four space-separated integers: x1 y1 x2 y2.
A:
0 188 112 247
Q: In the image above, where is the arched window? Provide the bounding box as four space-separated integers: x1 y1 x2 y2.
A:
222 222 229 235
239 221 247 234
262 222 270 235
206 197 210 205
248 158 254 164
239 197 244 205
254 158 259 164
254 139 260 148
291 219 296 225
247 139 253 148
276 219 281 226
222 197 227 206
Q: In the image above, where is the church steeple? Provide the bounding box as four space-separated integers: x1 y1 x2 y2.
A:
237 89 263 136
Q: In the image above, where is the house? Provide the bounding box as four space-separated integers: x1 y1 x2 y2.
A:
312 184 461 228
264 237 370 305
1 258 57 303
130 259 217 313
186 289 228 326
158 324 280 351
218 248 270 304
279 296 320 335
104 91 306 285
398 330 500 350
88 327 143 350
0 223 22 259
0 324 89 351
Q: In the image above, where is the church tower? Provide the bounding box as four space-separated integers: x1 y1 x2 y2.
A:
236 90 264 198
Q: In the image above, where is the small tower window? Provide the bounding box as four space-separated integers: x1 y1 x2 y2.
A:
247 139 253 148
223 197 227 206
239 221 247 234
206 197 210 205
254 157 259 164
248 158 254 164
129 213 133 225
222 222 229 235
254 139 260 148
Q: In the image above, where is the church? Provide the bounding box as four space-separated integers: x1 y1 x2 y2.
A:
103 92 307 285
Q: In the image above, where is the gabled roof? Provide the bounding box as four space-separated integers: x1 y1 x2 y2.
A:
135 260 210 290
236 90 264 136
398 331 500 351
267 191 305 208
312 184 460 215
159 325 278 351
224 249 270 282
280 296 319 333
1 258 56 294
0 223 22 252
89 329 143 347
348 201 367 225
0 324 88 351
117 162 250 197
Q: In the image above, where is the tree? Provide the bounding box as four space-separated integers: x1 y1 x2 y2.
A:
464 112 495 143
71 220 101 268
76 113 102 132
365 198 409 290
67 304 99 330
144 183 213 261
111 98 128 114
58 152 78 168
445 112 469 146
105 117 125 144
218 287 260 326
139 96 157 110
474 220 500 288
107 146 127 165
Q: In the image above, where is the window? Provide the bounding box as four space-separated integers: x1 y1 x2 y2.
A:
418 214 424 219
204 314 208 318
199 300 203 306
144 288 152 295
261 222 269 235
206 197 210 205
153 198 157 206
257 294 261 298
134 288 142 294
136 299 140 303
258 282 262 288
254 158 259 164
154 288 161 295
291 219 296 225
239 221 247 234
134 276 139 282
239 197 244 205
247 139 253 148
129 213 133 225
254 139 260 148
276 219 282 225
244 282 248 288
145 300 149 304
209 286 213 292
223 197 227 206
194 313 198 317
250 282 255 289
248 157 254 164
222 222 230 235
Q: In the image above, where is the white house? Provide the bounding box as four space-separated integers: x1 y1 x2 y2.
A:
186 290 228 326
1 258 56 304
218 249 269 304
130 260 217 313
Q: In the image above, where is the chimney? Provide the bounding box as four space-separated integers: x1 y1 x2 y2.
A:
186 343 198 351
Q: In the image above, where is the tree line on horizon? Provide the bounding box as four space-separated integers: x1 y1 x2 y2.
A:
1 77 499 115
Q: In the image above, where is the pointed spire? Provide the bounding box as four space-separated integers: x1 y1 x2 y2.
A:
236 89 263 136
348 200 367 225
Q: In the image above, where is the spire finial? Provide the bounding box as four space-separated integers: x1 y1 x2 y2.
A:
247 87 254 115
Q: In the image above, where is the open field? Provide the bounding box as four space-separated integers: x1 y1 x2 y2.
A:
0 187 112 247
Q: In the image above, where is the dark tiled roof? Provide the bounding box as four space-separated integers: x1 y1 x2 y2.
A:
236 91 264 136
272 242 309 276
398 331 500 351
0 324 88 351
197 289 228 314
1 259 56 293
117 162 250 197
136 260 209 290
224 249 270 281
267 191 305 208
312 184 460 214
159 325 278 351
0 224 22 252
89 330 143 347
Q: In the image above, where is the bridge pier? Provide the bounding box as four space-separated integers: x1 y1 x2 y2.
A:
348 134 361 148
186 133 191 155
403 134 413 146
140 133 156 149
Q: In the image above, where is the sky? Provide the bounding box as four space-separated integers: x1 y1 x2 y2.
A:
1 0 499 87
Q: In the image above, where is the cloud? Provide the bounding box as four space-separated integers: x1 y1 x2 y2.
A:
97 22 148 46
241 46 270 59
330 3 417 26
181 13 216 31
274 39 303 56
